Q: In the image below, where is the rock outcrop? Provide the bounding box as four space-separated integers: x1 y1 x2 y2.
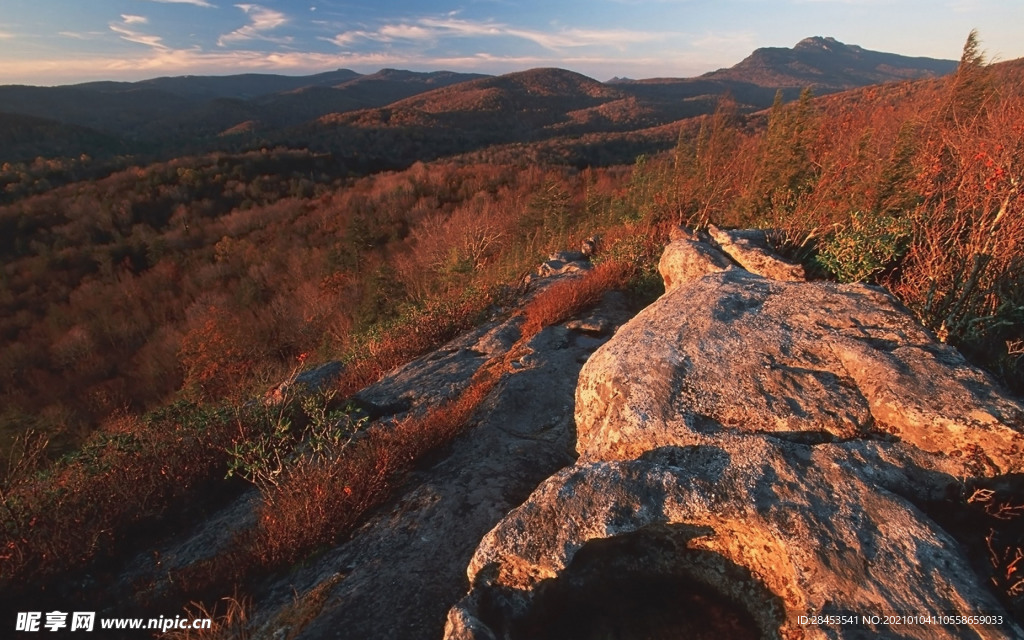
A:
707 224 807 281
530 251 593 280
114 252 637 640
446 235 1024 639
658 238 734 292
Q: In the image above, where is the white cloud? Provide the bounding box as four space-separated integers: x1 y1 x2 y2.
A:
143 0 216 7
110 15 167 49
379 24 436 41
322 31 371 47
58 31 105 40
218 4 291 46
328 16 674 54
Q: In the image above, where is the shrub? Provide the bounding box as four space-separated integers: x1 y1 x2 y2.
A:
225 390 367 492
248 369 499 569
0 402 237 589
814 210 911 283
521 258 632 337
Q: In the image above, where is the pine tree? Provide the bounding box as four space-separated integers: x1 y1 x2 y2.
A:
746 88 820 224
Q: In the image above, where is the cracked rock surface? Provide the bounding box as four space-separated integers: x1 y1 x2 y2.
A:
446 237 1024 640
577 268 1023 472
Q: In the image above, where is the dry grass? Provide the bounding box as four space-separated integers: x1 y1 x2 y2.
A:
889 82 1024 351
0 406 237 590
164 593 251 640
969 489 1024 603
521 259 632 337
250 368 499 569
332 289 502 400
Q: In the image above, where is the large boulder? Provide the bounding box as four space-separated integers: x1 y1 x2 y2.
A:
447 440 1016 639
575 267 1024 473
658 238 735 292
446 238 1024 640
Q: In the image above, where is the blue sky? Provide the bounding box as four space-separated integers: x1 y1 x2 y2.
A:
1 1 1022 85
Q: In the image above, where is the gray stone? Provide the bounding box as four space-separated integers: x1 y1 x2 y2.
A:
658 238 735 291
549 250 587 263
535 259 591 278
708 224 807 281
447 439 1019 639
576 267 1023 473
265 360 344 404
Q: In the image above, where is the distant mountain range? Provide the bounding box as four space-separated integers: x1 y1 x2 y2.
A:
0 37 959 164
704 36 958 88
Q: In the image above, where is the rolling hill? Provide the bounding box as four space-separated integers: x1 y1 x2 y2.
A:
0 69 485 162
284 37 960 170
0 37 958 167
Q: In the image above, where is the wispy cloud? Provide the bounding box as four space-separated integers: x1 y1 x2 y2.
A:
59 31 106 40
0 40 731 86
691 30 757 50
324 30 372 47
110 14 166 49
143 0 217 7
218 4 291 46
327 16 672 53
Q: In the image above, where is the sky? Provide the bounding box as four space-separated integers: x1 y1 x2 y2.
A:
1 1 1022 86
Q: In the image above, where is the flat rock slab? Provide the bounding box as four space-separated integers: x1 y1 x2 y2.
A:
707 224 807 281
250 297 635 640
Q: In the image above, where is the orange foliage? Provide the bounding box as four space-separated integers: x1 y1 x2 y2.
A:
0 406 237 589
521 259 633 337
0 156 625 456
179 306 262 400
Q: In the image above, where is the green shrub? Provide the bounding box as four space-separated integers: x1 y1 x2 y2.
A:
814 210 911 283
225 389 366 491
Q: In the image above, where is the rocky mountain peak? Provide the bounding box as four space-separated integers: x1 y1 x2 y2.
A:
705 36 957 89
795 35 858 52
